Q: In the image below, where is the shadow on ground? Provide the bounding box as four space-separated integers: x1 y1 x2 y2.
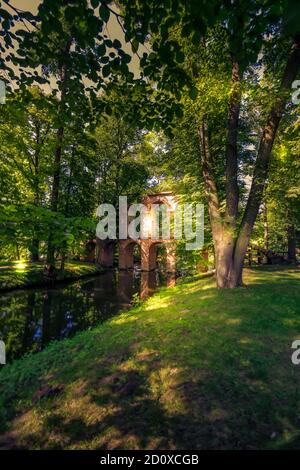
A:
1 268 300 449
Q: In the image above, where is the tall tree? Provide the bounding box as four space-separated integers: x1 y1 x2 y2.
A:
11 0 135 264
120 0 300 287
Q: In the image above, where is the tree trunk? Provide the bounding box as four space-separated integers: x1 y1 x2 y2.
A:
199 58 241 288
287 224 296 263
263 202 269 252
263 201 272 264
230 34 300 287
225 58 240 221
199 35 300 287
198 119 229 287
30 237 40 262
47 40 71 265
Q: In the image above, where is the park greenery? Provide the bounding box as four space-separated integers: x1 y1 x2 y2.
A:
0 0 300 451
0 267 300 449
0 0 299 286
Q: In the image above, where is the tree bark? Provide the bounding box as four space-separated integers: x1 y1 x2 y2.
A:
31 124 41 262
225 58 241 221
47 40 71 264
263 202 269 252
198 119 226 287
287 224 296 263
199 58 241 288
199 35 300 287
229 34 300 286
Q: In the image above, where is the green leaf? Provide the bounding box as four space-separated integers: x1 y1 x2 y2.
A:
189 86 198 100
102 63 110 78
113 39 122 49
99 4 110 23
131 39 139 53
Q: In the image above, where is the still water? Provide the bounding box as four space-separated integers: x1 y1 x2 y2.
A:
0 270 175 362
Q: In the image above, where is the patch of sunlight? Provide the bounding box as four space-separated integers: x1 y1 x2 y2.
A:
145 301 171 311
239 337 253 345
150 366 184 395
252 380 268 392
239 358 251 367
15 260 27 271
283 319 298 327
150 366 188 414
281 429 300 445
111 314 138 325
207 407 229 422
225 317 242 325
135 347 158 362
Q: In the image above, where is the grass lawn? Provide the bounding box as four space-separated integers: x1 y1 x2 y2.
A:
0 261 102 292
0 267 300 450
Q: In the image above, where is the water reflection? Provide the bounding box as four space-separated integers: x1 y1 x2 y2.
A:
0 270 175 362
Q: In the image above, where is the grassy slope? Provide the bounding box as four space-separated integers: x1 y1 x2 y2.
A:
0 267 300 450
0 261 102 292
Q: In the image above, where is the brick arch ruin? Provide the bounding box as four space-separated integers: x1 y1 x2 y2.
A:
96 192 177 273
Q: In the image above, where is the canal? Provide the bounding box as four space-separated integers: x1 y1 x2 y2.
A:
0 270 175 362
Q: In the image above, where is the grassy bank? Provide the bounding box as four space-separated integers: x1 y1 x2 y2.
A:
0 261 103 292
0 267 300 450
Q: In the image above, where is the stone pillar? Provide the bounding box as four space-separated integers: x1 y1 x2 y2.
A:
166 242 176 273
166 273 176 287
119 241 137 270
141 241 157 271
97 239 115 268
140 271 157 299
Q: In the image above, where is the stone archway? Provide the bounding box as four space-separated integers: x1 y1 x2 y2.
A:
119 238 176 273
97 192 177 273
148 241 176 273
119 239 141 270
96 239 117 268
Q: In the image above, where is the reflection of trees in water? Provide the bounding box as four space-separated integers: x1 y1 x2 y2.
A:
0 271 175 362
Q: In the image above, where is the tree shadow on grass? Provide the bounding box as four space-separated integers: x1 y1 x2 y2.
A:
1 270 300 449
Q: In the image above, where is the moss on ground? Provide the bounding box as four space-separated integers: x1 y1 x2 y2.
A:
0 267 300 450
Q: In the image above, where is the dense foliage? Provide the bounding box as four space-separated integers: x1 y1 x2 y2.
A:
0 0 299 283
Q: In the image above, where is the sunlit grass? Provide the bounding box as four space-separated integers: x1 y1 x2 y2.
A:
0 260 102 291
0 267 300 450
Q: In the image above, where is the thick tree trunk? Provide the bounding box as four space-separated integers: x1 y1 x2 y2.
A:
199 58 241 288
199 36 300 288
198 119 228 287
230 34 300 287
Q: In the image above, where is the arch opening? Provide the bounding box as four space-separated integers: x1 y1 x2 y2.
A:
119 240 141 270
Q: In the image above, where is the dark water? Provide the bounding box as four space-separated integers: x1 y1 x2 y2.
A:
0 270 175 362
